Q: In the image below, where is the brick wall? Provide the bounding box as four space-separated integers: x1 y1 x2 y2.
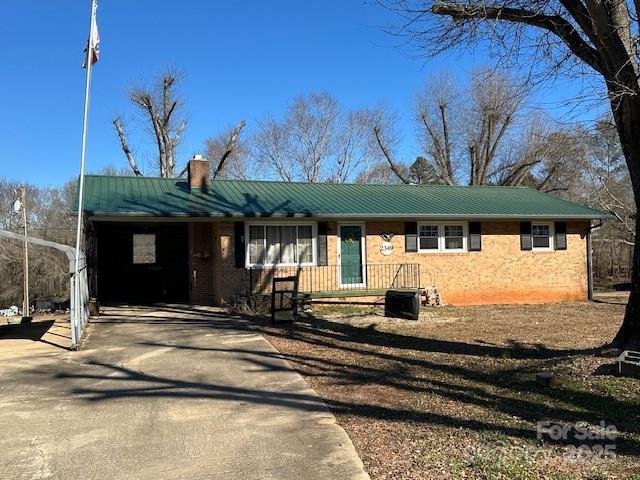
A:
364 220 589 304
214 222 245 302
208 220 589 306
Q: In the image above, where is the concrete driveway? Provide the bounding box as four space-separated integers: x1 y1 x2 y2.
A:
0 306 368 480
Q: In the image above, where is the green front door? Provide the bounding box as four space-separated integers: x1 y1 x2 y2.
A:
340 225 364 285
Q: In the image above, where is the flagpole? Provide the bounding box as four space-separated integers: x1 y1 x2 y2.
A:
21 187 31 323
73 0 96 343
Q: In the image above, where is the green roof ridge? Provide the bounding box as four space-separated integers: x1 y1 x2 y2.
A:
84 174 537 188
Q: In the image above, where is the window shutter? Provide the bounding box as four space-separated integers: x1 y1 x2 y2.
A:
555 222 567 250
405 222 418 252
468 222 482 251
234 222 245 268
317 222 328 266
520 221 532 251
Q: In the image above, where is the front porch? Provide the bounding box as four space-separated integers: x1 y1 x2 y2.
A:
236 263 422 298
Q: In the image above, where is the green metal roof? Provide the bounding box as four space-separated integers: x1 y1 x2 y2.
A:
78 175 609 220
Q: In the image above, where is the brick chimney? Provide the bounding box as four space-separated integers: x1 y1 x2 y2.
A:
188 154 210 192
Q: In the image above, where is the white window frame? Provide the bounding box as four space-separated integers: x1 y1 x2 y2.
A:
245 222 317 268
531 222 554 251
417 222 468 253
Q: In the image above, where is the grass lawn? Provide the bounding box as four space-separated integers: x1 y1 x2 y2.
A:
259 293 640 480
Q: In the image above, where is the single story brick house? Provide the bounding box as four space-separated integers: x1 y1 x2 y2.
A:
78 157 609 306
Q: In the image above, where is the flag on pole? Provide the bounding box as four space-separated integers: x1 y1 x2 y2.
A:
82 1 100 68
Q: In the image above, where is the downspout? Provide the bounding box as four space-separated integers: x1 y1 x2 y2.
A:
587 220 603 301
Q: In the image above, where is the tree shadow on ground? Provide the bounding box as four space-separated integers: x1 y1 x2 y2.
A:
50 306 640 457
248 314 639 455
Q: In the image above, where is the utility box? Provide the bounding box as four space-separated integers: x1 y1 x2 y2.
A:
385 290 420 320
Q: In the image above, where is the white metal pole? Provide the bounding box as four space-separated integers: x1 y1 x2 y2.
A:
73 0 96 343
22 187 30 320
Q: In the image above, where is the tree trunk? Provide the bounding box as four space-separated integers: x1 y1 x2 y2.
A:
609 93 640 350
612 218 640 349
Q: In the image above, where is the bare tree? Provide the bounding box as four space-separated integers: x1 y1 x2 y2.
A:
288 93 336 182
253 116 294 182
493 119 551 187
383 0 640 349
253 92 378 183
333 109 378 182
373 126 411 184
204 121 248 179
371 104 412 184
378 69 570 187
468 70 525 185
587 119 635 242
494 117 587 192
0 180 76 308
113 115 142 176
357 161 410 184
113 72 187 177
415 71 458 185
416 69 526 185
95 164 137 177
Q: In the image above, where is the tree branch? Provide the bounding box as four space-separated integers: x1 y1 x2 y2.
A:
112 116 142 176
373 126 410 184
431 2 604 73
558 0 599 47
213 120 247 179
132 92 167 176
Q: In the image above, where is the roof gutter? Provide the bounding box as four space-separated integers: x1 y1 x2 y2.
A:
86 212 613 222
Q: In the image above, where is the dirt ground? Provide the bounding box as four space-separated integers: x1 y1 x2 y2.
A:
260 293 640 480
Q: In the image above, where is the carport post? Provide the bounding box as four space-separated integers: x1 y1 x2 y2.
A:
69 265 78 348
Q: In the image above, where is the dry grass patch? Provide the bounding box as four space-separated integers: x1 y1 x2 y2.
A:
259 293 640 479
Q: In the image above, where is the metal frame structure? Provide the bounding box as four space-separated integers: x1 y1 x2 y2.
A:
0 229 89 349
271 275 299 324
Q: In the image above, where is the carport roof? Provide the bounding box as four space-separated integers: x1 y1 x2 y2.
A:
78 175 610 220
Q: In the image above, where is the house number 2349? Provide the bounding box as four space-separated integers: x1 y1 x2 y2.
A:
380 232 394 256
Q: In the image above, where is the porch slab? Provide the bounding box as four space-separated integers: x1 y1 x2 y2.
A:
0 305 369 480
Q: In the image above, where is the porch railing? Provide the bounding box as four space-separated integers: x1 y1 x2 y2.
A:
240 263 421 295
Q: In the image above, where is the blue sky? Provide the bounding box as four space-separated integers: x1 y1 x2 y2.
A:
1 0 605 186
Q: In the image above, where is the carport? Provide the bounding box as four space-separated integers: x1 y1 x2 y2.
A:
93 222 190 304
